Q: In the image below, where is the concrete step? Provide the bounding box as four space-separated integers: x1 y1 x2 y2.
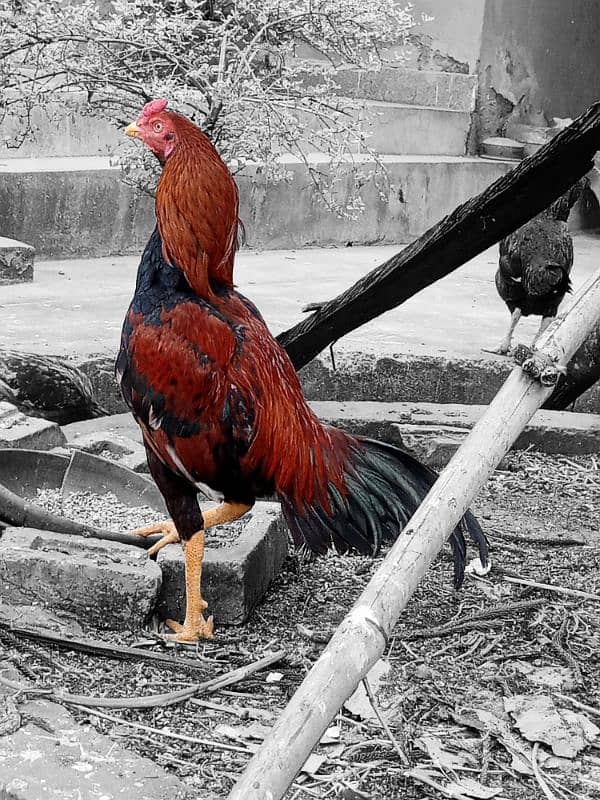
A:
356 101 470 156
1 68 475 159
300 100 471 156
0 235 34 284
303 66 477 111
0 154 512 257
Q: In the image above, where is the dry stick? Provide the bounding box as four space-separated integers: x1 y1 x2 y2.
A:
0 621 218 674
228 268 600 800
72 704 253 754
554 693 600 718
503 577 600 602
531 743 561 800
362 676 409 766
403 598 545 640
277 102 600 369
0 649 286 709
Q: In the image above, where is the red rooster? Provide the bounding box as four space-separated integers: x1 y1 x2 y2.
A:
119 99 488 642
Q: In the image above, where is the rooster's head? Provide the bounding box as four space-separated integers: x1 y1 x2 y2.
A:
126 98 179 163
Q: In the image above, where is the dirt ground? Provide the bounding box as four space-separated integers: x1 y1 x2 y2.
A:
2 449 600 800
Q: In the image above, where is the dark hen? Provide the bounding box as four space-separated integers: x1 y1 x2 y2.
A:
491 179 586 355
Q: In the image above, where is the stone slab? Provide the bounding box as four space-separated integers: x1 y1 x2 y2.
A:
328 67 477 111
67 429 149 473
0 691 190 800
157 501 289 626
0 236 34 285
310 400 600 467
0 527 162 630
0 401 66 450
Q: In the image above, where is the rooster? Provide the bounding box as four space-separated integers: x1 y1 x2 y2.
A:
490 180 586 355
119 99 488 642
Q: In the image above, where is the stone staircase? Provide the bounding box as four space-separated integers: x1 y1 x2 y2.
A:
0 63 514 258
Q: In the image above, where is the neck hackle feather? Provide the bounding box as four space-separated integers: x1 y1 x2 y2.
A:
155 112 239 299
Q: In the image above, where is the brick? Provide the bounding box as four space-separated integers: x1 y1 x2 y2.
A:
157 501 288 626
0 401 66 450
0 528 162 630
67 429 149 473
0 235 34 285
0 696 191 800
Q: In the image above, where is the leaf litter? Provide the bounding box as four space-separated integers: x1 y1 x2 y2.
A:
1 450 600 798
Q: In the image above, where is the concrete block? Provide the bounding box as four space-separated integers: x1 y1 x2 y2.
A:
0 401 66 450
157 501 288 626
0 696 191 800
0 236 34 284
299 101 471 156
360 102 470 155
309 400 600 465
67 429 149 472
0 527 162 630
329 67 477 111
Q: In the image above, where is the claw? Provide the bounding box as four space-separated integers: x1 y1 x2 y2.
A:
131 520 180 554
164 615 214 642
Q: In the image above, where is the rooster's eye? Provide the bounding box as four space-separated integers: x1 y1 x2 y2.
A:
153 121 164 133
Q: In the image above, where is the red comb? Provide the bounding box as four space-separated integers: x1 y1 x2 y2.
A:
140 98 168 119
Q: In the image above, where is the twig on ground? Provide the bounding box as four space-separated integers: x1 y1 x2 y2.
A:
554 693 600 717
503 577 600 602
0 649 287 709
551 610 584 687
0 622 217 673
72 704 254 754
404 768 471 800
455 633 485 661
362 676 409 766
404 599 545 640
531 742 562 800
491 530 587 546
477 633 504 660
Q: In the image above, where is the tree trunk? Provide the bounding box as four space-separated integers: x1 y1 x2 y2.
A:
278 102 600 370
230 268 600 800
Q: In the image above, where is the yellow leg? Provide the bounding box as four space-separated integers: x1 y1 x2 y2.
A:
163 502 252 642
165 530 213 642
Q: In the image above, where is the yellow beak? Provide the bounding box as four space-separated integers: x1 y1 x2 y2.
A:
125 122 140 138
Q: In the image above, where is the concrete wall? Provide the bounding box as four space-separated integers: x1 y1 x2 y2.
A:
409 0 486 73
477 0 600 139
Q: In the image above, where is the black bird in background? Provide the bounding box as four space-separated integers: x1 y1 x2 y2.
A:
489 178 587 355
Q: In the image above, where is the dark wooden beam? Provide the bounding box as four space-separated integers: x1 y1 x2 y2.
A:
278 102 600 370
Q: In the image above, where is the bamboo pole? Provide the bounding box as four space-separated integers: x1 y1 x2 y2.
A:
228 268 600 800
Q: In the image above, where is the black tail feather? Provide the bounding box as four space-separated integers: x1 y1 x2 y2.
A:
279 436 489 589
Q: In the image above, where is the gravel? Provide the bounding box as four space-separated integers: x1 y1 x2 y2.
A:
35 488 159 532
33 488 244 547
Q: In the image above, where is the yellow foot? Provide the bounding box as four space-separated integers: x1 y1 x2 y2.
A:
164 615 215 642
130 520 180 556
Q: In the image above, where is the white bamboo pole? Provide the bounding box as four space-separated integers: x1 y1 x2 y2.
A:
228 268 600 800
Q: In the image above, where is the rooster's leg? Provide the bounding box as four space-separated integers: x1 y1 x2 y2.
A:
164 529 213 641
131 520 180 556
486 308 521 355
165 502 252 642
